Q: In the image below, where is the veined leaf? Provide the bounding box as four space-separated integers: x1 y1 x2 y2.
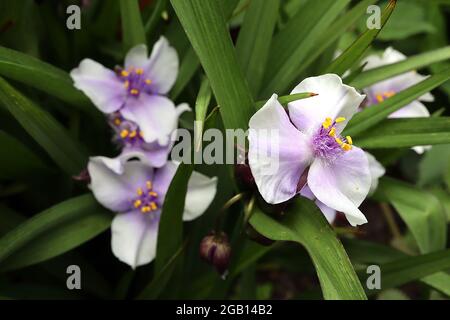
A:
0 46 92 112
120 0 146 52
373 177 447 254
171 0 255 130
344 68 450 136
0 194 111 271
325 0 396 76
250 198 367 300
235 0 280 97
355 118 450 148
0 77 86 175
351 46 450 89
261 0 350 96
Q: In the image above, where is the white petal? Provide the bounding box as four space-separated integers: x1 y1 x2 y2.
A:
389 100 430 118
249 94 313 204
176 102 191 117
288 74 365 134
365 152 385 195
70 59 126 113
121 94 179 145
111 210 159 268
308 147 371 226
300 185 337 224
124 44 149 69
146 36 179 94
183 172 218 221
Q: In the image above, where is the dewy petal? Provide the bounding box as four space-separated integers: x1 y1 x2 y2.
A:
111 210 159 268
121 94 178 145
70 59 126 113
308 147 371 226
365 152 385 195
145 36 179 94
88 156 154 212
248 94 313 204
124 44 149 69
288 74 365 134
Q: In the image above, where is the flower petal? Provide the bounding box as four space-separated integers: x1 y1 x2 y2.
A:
88 156 154 212
308 147 371 226
122 140 173 168
249 94 313 204
70 59 126 113
289 74 365 134
146 36 179 94
300 185 337 224
124 44 149 69
111 210 159 268
365 152 385 195
183 171 218 221
121 94 178 145
389 100 430 118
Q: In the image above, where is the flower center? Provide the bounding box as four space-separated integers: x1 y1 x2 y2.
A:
313 116 353 160
117 66 152 97
374 90 396 104
132 180 159 214
109 113 144 147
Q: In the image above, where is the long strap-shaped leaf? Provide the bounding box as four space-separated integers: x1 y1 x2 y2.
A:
0 77 86 175
120 0 146 52
171 0 255 130
325 0 397 76
250 198 367 300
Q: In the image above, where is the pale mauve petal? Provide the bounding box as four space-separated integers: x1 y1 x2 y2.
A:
183 171 218 221
70 59 126 113
308 147 371 226
124 44 149 69
389 100 430 118
365 152 385 195
249 94 313 204
300 185 337 224
111 210 159 268
289 74 365 134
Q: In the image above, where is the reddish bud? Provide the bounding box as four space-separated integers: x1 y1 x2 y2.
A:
199 231 231 276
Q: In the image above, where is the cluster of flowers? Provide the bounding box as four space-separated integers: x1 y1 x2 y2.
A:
71 37 218 268
247 47 433 226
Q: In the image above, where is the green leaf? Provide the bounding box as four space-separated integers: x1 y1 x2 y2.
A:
250 198 366 300
171 0 255 130
0 77 86 175
344 68 450 136
261 0 350 96
120 0 146 52
0 130 49 179
325 0 397 76
255 92 317 109
0 194 111 271
0 46 92 113
374 177 447 254
355 118 450 149
229 241 274 278
144 0 169 39
194 78 212 151
350 46 450 89
418 145 450 186
235 0 280 97
170 47 200 100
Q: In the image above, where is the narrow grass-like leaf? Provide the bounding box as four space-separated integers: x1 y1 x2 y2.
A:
0 46 92 112
0 130 49 179
350 46 450 89
261 0 350 96
170 48 200 100
255 92 317 109
144 0 168 39
325 0 397 76
373 177 446 254
356 118 450 148
171 0 255 130
235 0 280 96
120 0 146 52
250 198 367 300
344 68 450 136
0 194 111 271
0 77 86 174
194 78 212 151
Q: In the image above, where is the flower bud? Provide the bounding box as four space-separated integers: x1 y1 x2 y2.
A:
72 168 91 184
199 231 231 276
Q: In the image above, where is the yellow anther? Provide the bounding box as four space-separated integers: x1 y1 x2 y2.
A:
346 136 353 145
120 129 129 138
139 131 144 137
130 89 139 95
129 130 137 138
134 199 142 208
149 191 158 197
146 181 152 190
135 68 144 75
335 117 346 123
114 118 121 126
335 138 343 145
145 79 152 85
342 143 352 151
376 94 384 103
137 187 143 196
322 117 332 129
328 127 336 137
150 202 157 210
141 206 150 213
384 91 395 98
121 70 129 77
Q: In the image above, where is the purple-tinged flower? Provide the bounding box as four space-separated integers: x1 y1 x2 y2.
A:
248 74 371 226
71 37 183 145
362 47 433 154
199 231 231 276
87 154 217 268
